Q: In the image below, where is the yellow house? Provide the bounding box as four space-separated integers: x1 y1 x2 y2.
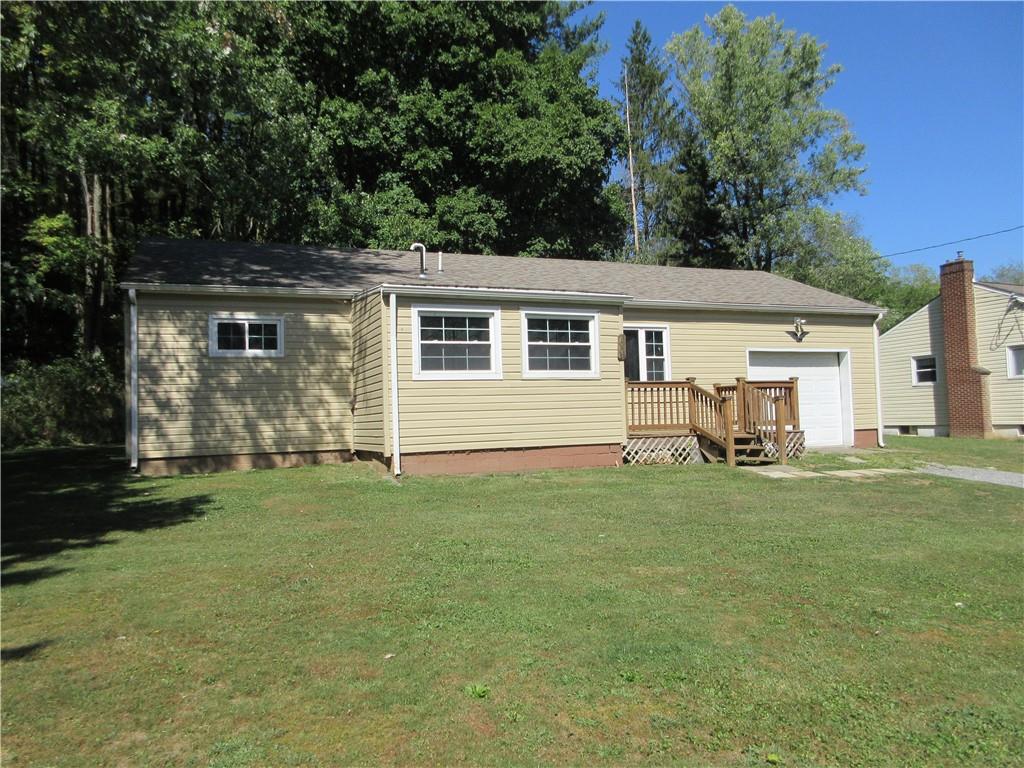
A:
879 256 1024 439
122 239 885 475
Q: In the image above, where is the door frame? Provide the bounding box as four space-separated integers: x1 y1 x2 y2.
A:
746 347 855 447
624 323 672 381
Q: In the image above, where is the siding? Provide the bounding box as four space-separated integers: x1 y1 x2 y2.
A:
137 293 353 459
625 309 880 431
974 285 1024 427
394 299 625 453
878 298 947 428
351 292 387 453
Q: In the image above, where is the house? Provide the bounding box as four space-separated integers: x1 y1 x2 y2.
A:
121 239 885 475
879 255 1024 439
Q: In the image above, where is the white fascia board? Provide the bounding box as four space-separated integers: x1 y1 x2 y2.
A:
373 284 630 305
625 298 882 316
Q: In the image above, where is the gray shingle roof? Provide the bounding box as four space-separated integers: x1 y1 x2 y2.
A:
977 280 1024 296
123 238 881 313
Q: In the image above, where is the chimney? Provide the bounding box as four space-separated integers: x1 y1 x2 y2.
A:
939 254 992 438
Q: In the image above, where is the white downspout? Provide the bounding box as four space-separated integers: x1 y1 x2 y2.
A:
872 313 886 447
128 289 140 470
388 291 402 475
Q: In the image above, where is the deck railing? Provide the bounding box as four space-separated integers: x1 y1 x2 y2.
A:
626 377 801 466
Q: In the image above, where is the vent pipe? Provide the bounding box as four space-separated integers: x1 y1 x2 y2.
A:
438 251 444 273
411 242 427 278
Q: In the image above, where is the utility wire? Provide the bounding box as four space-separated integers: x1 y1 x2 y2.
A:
880 225 1024 258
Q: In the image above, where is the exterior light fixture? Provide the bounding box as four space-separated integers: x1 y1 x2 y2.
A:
788 317 809 342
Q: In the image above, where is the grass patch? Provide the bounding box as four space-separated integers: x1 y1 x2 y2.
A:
801 434 1024 474
2 446 1022 766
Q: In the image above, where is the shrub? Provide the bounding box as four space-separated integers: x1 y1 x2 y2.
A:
2 355 123 449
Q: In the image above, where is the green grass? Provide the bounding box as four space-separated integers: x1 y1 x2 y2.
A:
2 443 1022 766
800 434 1024 474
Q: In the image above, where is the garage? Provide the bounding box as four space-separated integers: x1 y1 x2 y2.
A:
748 350 851 447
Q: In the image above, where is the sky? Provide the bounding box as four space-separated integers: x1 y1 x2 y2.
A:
583 1 1024 278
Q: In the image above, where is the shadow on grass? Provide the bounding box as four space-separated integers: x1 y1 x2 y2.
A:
1 639 54 662
1 445 213 588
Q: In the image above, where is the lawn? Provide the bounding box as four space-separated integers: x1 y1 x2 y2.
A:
2 441 1022 767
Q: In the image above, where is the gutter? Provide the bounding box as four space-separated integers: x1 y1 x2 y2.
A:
624 298 883 316
119 282 359 299
371 283 630 305
872 313 886 447
128 289 139 470
388 291 401 476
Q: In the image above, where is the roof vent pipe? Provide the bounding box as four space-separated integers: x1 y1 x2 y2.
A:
410 242 427 277
438 251 444 273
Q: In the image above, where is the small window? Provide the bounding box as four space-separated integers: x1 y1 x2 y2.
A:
209 315 283 357
522 310 599 378
1008 345 1024 378
413 306 501 380
912 355 937 385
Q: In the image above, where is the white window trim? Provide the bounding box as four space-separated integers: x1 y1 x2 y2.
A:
411 304 503 381
910 354 938 386
1007 344 1024 379
520 307 601 380
623 323 672 381
208 313 284 358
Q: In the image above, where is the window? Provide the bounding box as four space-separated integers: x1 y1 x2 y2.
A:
209 315 283 357
522 309 599 378
624 326 670 381
912 355 937 385
1008 345 1024 378
412 306 501 380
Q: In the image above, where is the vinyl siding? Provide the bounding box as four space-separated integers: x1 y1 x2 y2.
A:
974 285 1024 427
136 293 353 459
625 308 880 430
351 292 387 453
394 298 626 453
878 298 947 428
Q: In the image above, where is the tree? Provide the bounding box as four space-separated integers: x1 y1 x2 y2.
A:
876 264 940 332
618 21 672 262
663 5 866 271
980 260 1024 286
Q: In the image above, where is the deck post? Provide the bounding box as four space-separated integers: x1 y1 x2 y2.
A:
735 377 747 433
789 377 800 430
722 396 736 467
774 396 787 465
685 377 696 427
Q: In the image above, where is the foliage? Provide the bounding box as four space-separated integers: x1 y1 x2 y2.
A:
1 354 122 449
980 260 1024 286
1 1 625 371
3 447 1022 764
875 263 940 331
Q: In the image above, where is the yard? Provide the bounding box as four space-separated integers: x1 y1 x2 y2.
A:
2 438 1022 766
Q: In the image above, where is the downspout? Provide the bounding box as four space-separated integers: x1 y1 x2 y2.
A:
388 291 402 476
872 313 886 447
128 289 140 470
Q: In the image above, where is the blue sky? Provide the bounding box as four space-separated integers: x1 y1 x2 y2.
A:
584 1 1023 278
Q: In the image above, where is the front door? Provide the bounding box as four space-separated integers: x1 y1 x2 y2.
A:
624 327 669 381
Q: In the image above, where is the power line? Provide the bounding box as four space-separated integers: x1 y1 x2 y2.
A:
880 225 1024 258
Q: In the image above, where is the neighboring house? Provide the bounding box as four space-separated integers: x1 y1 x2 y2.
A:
879 256 1024 439
121 239 885 475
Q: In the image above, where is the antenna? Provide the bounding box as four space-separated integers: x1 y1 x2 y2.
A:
623 67 641 261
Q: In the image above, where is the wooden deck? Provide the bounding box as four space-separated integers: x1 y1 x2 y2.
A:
626 378 804 466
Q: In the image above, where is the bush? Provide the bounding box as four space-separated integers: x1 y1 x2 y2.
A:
2 355 123 449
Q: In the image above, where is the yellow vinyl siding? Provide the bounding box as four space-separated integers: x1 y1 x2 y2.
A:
394 299 625 453
974 285 1024 427
136 293 353 459
878 298 947 428
351 292 387 453
625 308 880 430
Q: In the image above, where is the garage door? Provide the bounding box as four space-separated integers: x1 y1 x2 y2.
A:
748 351 846 446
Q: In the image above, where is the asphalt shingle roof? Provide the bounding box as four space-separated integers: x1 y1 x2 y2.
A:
123 238 881 313
977 280 1024 296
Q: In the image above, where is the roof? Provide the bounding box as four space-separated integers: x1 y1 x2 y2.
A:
122 238 882 314
977 280 1024 296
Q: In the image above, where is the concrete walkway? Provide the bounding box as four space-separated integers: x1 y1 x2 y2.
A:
919 464 1024 489
741 465 913 481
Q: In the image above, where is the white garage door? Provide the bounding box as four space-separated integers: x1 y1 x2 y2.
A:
748 351 846 447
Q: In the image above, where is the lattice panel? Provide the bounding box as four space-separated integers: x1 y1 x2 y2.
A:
762 430 806 460
624 435 702 465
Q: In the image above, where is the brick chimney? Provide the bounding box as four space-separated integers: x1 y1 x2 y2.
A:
939 253 992 438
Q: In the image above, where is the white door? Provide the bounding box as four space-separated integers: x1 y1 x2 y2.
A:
748 351 846 446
